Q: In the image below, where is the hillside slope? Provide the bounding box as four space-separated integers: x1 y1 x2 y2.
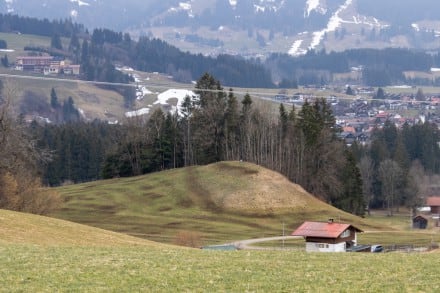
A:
53 161 383 245
0 209 166 247
4 0 440 55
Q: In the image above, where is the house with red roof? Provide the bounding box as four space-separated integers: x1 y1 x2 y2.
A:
292 220 363 252
426 197 440 214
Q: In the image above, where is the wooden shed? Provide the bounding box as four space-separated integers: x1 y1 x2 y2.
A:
412 215 428 229
291 220 363 252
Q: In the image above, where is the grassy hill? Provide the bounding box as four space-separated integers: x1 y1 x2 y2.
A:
53 161 383 245
0 208 166 247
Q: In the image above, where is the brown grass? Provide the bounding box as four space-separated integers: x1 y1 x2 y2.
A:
173 230 203 248
194 161 340 216
0 208 172 247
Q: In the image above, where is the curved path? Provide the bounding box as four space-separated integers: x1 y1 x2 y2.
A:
228 236 301 250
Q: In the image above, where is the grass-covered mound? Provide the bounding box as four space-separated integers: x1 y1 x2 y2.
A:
53 161 382 245
0 209 164 247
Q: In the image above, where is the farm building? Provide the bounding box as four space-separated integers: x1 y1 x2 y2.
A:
412 215 428 229
292 220 363 252
426 197 440 214
15 56 80 75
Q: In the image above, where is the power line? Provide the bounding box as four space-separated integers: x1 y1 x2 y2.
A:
0 72 429 105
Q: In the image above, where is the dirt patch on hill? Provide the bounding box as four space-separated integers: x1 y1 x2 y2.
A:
198 162 321 215
221 168 309 214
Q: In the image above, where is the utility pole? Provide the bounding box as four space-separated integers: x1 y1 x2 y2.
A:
282 222 285 249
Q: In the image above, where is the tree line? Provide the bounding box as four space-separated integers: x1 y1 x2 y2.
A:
0 13 274 89
0 13 83 37
3 73 440 217
353 120 440 215
267 48 440 87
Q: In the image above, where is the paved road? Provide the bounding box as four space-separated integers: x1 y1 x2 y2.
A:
225 231 407 250
228 236 301 250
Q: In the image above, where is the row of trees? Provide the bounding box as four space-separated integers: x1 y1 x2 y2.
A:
353 120 440 215
46 26 274 89
0 14 83 38
267 48 439 87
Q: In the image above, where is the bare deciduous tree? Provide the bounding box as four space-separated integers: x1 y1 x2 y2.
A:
0 92 61 214
359 156 374 215
378 159 402 216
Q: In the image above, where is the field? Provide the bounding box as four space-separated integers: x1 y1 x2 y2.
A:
1 207 439 292
1 243 440 292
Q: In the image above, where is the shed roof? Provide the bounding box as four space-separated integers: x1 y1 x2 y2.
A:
413 215 428 221
426 197 440 207
291 221 363 238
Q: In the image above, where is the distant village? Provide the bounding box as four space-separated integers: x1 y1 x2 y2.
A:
271 86 440 146
10 54 440 145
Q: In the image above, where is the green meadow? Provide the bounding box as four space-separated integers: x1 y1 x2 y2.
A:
2 161 440 291
1 244 439 292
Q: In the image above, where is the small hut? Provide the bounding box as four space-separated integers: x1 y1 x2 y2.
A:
291 220 363 252
412 215 428 229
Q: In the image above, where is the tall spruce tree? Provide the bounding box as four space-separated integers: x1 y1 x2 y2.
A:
336 150 365 216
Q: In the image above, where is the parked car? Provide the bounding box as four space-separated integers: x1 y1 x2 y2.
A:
371 245 383 253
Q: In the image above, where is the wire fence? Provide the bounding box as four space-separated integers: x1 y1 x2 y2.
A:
383 243 438 253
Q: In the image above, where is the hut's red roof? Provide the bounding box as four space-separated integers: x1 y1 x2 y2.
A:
291 221 362 238
427 197 440 207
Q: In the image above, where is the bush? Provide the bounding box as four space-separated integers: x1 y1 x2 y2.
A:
0 172 62 215
173 230 203 248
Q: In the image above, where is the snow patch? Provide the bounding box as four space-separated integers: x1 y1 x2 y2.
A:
305 0 327 17
136 86 153 100
229 0 237 7
70 0 90 6
70 10 78 18
0 49 14 52
179 2 191 10
125 108 151 118
412 23 420 32
77 108 86 119
305 0 319 17
5 0 14 13
309 0 353 50
431 68 440 72
391 85 412 89
288 40 306 56
154 89 198 113
254 5 265 12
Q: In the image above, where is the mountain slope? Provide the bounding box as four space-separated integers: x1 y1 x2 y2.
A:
3 0 440 55
53 161 383 245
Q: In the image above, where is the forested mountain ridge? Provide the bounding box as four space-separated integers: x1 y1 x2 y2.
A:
3 13 440 91
3 0 440 56
0 14 273 88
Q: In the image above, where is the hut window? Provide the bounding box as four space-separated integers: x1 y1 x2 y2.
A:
341 230 351 238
